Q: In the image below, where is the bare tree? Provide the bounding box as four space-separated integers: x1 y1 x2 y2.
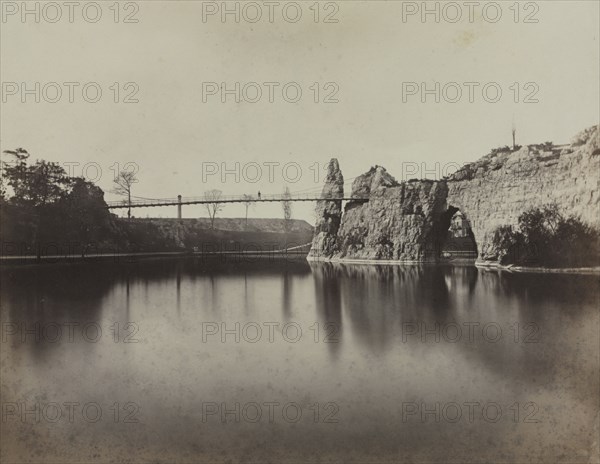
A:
113 170 138 219
204 189 224 229
282 186 292 232
242 194 256 227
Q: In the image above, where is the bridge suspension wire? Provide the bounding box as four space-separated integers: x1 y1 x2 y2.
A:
113 174 363 205
105 191 369 209
105 172 369 209
129 195 180 202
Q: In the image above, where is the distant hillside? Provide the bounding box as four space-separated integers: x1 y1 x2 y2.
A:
133 218 314 234
117 217 314 253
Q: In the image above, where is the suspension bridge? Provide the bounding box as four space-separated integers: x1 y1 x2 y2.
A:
106 192 369 218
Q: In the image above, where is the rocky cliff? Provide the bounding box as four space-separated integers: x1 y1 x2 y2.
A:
447 125 599 262
308 125 599 265
309 163 450 262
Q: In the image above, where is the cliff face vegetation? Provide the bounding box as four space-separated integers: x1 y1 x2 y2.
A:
309 125 600 267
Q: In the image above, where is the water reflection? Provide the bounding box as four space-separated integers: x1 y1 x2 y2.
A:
311 263 343 356
1 258 598 463
309 263 598 390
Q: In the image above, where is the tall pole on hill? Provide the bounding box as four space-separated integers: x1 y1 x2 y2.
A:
512 117 517 150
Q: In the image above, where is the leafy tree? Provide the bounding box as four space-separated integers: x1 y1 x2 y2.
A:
0 148 28 202
519 204 561 242
553 216 597 267
490 225 530 264
4 158 70 208
2 150 72 258
63 178 115 256
517 204 562 263
491 203 599 267
0 148 128 258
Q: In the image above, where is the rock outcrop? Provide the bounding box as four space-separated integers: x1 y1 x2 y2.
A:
308 125 600 265
335 168 448 261
308 159 344 259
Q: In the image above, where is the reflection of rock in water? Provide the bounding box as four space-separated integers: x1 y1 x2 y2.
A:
334 264 456 352
310 263 342 356
310 263 457 352
308 262 599 394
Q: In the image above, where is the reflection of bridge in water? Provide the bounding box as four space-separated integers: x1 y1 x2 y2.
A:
106 193 369 218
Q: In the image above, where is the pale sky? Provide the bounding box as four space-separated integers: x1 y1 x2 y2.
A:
1 0 598 222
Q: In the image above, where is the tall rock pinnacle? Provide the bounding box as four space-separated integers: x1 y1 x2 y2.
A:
307 159 344 260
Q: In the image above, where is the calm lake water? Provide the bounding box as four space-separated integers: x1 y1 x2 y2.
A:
1 257 598 463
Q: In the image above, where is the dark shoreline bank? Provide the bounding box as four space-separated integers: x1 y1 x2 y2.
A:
3 253 599 274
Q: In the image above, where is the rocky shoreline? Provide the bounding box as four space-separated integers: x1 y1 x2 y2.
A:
307 254 600 274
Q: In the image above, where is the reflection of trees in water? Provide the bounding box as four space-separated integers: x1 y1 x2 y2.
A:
462 269 599 405
478 269 597 319
473 269 599 393
1 258 312 356
108 258 311 322
175 266 181 317
1 264 117 359
2 265 116 322
282 270 292 320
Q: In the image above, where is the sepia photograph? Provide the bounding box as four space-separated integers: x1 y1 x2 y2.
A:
0 1 599 463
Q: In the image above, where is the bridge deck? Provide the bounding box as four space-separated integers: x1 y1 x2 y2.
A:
106 194 368 209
